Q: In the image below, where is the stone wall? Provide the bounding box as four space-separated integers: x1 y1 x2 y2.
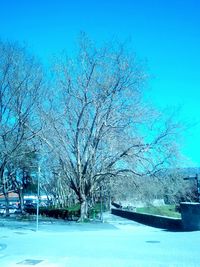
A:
111 208 182 231
180 202 200 231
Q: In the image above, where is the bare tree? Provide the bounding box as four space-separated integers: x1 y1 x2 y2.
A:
41 35 181 221
37 152 75 208
160 168 199 204
0 41 43 215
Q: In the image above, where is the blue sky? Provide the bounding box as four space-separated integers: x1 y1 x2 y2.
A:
0 0 200 166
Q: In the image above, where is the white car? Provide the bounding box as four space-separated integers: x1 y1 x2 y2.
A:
0 205 17 214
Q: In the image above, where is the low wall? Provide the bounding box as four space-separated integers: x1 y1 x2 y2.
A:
111 208 182 231
180 202 200 231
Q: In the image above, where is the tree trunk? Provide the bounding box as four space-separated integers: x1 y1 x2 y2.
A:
4 192 10 216
78 196 88 222
1 163 10 216
18 188 25 214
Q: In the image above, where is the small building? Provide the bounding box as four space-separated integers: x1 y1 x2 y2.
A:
0 192 19 205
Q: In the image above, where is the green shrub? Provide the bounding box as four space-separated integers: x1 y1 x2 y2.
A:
88 202 108 219
24 206 80 220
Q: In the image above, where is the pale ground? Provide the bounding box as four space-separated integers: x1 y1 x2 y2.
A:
0 212 200 267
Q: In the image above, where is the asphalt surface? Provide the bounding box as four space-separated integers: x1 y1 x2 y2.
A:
0 212 200 267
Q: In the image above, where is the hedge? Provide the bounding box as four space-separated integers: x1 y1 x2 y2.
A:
24 207 80 221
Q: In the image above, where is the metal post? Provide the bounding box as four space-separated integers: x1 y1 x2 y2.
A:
36 165 40 231
196 174 200 202
100 184 103 222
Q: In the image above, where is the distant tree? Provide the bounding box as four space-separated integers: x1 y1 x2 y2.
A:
37 153 74 207
160 168 199 204
9 148 39 213
0 41 43 215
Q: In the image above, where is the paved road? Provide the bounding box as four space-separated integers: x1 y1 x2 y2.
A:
0 213 200 267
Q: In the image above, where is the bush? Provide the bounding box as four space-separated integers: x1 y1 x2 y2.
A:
88 202 108 219
24 206 80 220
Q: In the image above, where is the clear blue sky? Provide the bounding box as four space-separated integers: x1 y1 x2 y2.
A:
1 0 200 167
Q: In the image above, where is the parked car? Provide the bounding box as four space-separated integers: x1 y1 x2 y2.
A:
0 204 18 214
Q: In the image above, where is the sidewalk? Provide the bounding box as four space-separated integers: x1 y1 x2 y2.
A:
0 213 200 267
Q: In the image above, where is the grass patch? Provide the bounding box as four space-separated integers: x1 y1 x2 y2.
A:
67 204 80 212
136 205 181 218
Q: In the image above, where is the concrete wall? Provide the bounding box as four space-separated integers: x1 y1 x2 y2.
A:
111 208 182 231
180 202 200 231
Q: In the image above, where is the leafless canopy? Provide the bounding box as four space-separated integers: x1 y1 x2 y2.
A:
0 41 43 214
41 36 180 220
